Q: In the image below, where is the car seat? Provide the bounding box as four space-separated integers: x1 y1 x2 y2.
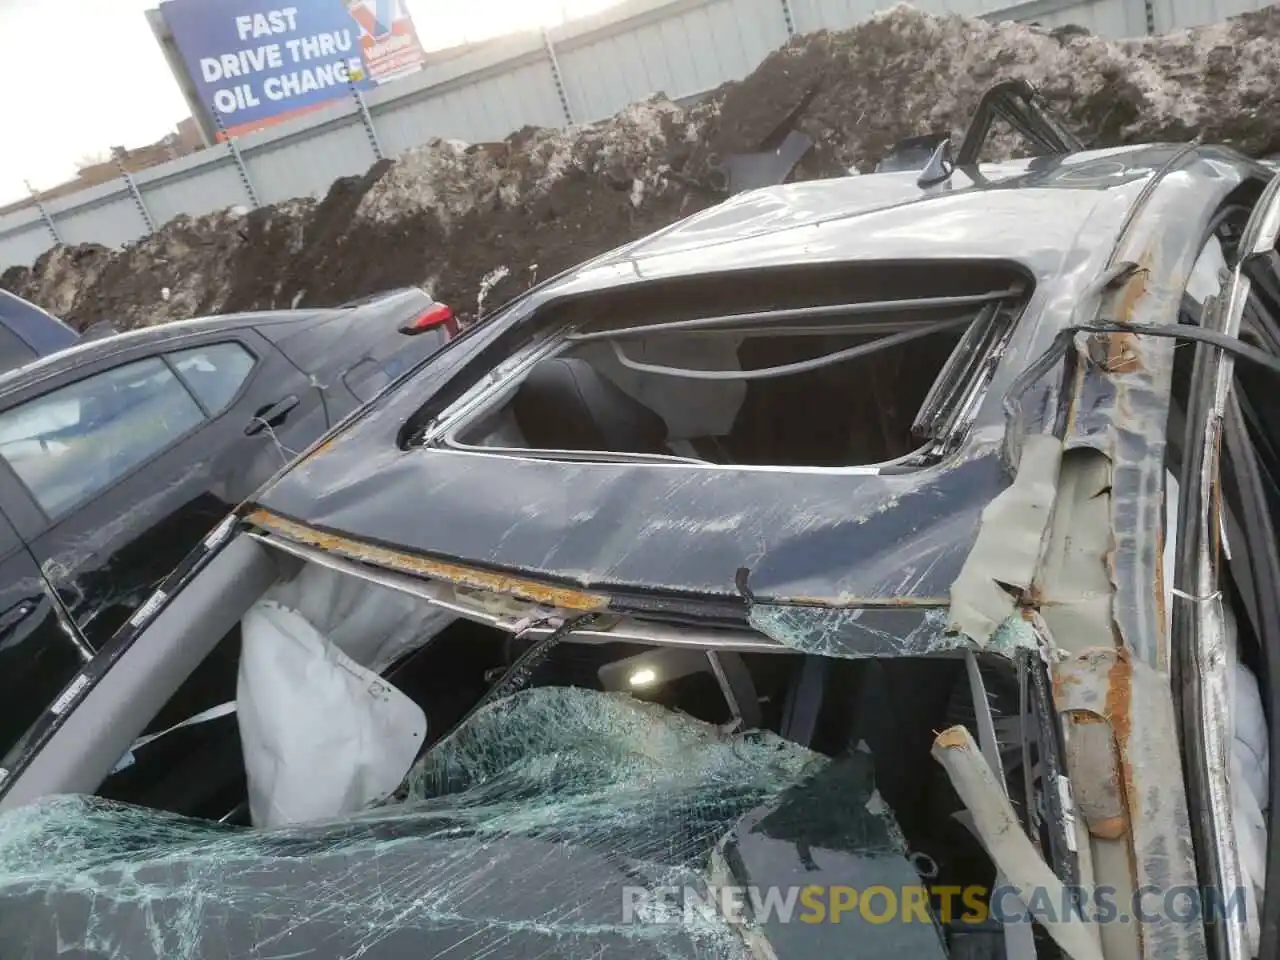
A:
512 356 670 455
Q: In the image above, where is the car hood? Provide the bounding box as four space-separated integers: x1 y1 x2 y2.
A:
0 687 943 959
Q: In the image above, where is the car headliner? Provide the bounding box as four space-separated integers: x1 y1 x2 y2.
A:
251 144 1262 613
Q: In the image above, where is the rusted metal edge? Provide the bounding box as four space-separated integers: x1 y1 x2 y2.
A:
245 507 612 612
1053 646 1208 960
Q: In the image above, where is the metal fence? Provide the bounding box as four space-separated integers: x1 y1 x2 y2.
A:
0 0 1271 274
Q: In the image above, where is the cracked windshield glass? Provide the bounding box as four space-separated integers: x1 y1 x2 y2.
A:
2 0 1280 958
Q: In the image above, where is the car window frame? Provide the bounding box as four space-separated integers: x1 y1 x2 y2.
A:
0 324 37 374
1170 173 1280 960
0 336 262 526
0 487 26 558
165 340 261 419
0 533 279 809
417 280 1031 474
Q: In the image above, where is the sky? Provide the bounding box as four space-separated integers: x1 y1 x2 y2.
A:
0 0 621 205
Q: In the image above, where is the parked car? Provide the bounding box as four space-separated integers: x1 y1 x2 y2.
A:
0 289 80 371
0 287 456 763
2 89 1280 960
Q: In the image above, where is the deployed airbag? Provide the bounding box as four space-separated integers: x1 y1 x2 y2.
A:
1224 601 1270 956
267 561 456 673
238 600 427 828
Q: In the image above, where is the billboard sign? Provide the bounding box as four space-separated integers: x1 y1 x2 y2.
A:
158 0 428 138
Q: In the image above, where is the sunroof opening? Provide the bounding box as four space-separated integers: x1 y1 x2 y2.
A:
430 262 1031 470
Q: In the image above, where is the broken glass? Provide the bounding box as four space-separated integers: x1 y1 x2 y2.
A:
748 604 1037 660
0 687 826 959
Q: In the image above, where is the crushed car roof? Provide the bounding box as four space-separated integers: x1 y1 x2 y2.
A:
252 144 1266 625
552 144 1230 293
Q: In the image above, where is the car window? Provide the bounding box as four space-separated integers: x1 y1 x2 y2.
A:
0 326 36 376
168 343 255 415
0 358 205 518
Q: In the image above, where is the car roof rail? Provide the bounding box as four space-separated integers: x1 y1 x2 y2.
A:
876 80 1084 186
955 79 1085 167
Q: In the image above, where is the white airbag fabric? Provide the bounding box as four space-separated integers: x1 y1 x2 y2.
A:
267 562 455 673
1224 602 1270 958
238 600 427 828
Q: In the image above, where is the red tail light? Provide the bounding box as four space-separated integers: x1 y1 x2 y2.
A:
400 303 458 339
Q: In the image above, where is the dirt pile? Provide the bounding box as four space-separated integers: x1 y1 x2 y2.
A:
6 4 1280 330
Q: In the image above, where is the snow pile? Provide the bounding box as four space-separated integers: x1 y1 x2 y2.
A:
6 5 1280 331
9 246 112 321
523 98 690 195
697 4 1280 177
358 97 693 229
356 138 508 228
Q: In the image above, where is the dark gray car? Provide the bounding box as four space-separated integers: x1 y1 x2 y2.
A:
0 103 1276 960
0 290 79 371
0 287 456 769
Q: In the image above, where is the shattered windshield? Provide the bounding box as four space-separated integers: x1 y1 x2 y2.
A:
0 688 836 958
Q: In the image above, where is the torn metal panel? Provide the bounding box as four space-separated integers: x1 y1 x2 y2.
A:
0 688 826 959
1032 448 1115 651
1034 429 1200 960
977 149 1241 960
1068 169 1229 672
948 433 1062 645
1053 648 1207 960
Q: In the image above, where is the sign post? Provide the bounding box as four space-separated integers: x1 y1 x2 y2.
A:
112 149 158 234
347 67 386 162
24 181 63 246
541 28 575 126
212 111 262 208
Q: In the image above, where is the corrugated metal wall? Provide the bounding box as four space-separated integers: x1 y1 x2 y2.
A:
1 0 1271 275
1150 0 1268 29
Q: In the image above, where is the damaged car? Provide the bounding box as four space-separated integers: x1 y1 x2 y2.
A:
1 91 1278 960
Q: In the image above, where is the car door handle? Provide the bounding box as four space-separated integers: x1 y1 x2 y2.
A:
245 395 300 435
